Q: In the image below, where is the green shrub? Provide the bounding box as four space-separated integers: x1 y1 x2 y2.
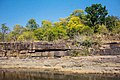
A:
97 24 108 34
80 26 94 35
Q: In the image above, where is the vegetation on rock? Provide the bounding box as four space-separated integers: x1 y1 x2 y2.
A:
1 4 119 42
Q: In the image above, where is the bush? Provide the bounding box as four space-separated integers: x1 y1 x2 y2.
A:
112 25 120 34
97 24 108 34
81 39 93 47
18 31 36 41
34 28 44 41
80 26 94 35
43 28 57 41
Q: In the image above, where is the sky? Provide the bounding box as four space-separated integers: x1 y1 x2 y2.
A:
0 0 120 30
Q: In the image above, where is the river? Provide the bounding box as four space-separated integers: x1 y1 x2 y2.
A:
0 69 119 80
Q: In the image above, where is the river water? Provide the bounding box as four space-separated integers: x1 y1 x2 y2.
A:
0 69 119 80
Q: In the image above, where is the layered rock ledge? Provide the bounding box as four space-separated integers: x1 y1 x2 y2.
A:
0 55 120 74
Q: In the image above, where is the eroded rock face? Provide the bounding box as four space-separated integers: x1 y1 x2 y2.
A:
0 42 76 57
94 42 120 55
0 41 120 57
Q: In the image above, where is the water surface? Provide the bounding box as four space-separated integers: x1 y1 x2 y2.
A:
0 69 119 80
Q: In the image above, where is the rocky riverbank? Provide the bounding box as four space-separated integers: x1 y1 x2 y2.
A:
0 56 120 74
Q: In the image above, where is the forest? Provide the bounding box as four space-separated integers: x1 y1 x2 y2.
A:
0 4 120 43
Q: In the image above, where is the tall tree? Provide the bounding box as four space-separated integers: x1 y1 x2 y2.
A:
26 18 39 31
85 4 108 28
0 24 9 42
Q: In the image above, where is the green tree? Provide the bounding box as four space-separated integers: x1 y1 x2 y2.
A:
70 10 84 17
112 21 120 34
34 28 44 41
53 26 67 39
43 28 57 41
26 18 39 31
85 4 108 31
70 9 86 23
105 15 119 31
54 18 68 29
66 16 84 38
59 18 68 27
41 20 52 29
0 24 9 42
18 31 36 41
10 24 25 41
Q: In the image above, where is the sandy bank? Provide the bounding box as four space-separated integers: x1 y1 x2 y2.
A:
0 56 120 74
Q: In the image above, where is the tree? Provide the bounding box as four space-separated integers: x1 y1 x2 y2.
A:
70 9 86 23
34 28 44 41
53 26 67 39
105 15 120 31
41 20 52 29
54 18 68 29
43 28 57 41
0 24 9 42
26 18 39 31
71 10 84 17
85 4 108 29
112 21 120 34
67 16 84 28
59 18 68 27
18 31 36 41
66 16 84 38
10 24 25 41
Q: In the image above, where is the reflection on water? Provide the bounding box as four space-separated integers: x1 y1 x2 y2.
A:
0 69 119 80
